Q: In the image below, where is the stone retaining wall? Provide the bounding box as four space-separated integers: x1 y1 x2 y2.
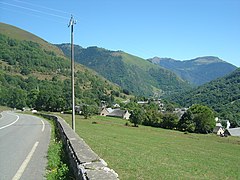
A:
39 113 119 180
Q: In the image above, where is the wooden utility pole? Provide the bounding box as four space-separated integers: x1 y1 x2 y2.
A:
68 15 76 131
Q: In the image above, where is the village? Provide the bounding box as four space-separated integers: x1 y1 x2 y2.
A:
75 99 240 137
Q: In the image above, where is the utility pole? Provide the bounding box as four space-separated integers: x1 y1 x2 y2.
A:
68 15 76 131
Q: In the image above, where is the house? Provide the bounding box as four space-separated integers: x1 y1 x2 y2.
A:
213 126 225 136
173 108 188 119
75 106 81 114
113 104 120 108
107 109 131 120
100 107 131 120
213 122 225 136
224 128 240 137
100 108 114 116
137 101 148 105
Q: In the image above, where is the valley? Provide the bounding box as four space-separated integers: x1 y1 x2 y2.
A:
0 21 240 180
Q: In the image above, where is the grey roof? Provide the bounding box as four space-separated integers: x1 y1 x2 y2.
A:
225 128 240 137
107 109 126 118
106 108 114 113
213 126 223 133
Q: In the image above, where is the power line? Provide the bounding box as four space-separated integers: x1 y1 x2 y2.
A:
13 0 71 15
0 1 69 20
0 6 66 25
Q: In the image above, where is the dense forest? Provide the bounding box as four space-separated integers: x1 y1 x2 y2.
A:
57 44 192 97
0 33 126 111
170 68 240 127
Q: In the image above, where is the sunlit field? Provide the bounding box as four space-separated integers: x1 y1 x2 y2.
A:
58 114 240 180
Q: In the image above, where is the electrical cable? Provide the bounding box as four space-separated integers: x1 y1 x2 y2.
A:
13 0 71 15
0 6 67 25
0 1 69 20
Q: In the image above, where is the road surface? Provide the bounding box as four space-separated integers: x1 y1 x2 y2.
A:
0 111 51 180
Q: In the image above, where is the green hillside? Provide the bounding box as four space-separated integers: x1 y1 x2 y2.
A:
0 22 64 57
57 44 192 97
0 23 126 110
148 56 237 85
170 68 240 127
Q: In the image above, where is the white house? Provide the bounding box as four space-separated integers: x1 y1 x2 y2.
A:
213 121 225 136
100 107 131 120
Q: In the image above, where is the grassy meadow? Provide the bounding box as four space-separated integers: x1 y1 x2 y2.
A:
57 114 240 179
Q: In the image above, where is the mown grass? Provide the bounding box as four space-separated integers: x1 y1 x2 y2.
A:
57 114 240 179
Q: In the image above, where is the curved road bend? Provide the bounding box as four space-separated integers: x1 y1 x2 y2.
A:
0 111 51 180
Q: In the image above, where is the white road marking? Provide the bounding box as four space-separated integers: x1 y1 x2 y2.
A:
12 141 39 180
0 114 19 130
41 119 45 132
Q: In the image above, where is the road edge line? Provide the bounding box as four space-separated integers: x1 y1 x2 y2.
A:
0 114 19 130
12 141 39 180
41 119 45 132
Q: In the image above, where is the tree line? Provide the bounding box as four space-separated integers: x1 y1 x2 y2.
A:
128 102 216 134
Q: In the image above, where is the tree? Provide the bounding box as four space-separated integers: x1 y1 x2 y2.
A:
130 108 146 127
8 88 27 109
26 89 39 108
161 113 179 129
190 104 215 133
179 104 215 134
20 67 31 75
143 109 162 127
82 105 92 119
178 110 195 132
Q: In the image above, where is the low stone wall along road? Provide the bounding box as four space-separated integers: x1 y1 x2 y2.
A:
0 111 51 180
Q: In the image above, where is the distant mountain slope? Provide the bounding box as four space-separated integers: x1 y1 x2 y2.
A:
148 56 237 85
57 44 192 97
0 23 125 110
170 68 240 127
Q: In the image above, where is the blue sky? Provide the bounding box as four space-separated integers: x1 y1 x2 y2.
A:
1 0 240 67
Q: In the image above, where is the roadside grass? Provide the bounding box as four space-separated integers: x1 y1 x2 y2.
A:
0 106 12 118
0 106 11 112
44 118 74 180
57 114 240 179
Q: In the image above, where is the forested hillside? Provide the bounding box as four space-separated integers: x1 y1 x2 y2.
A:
170 68 240 127
0 23 126 111
57 44 192 97
148 56 237 85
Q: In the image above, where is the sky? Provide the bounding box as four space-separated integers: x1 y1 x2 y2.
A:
0 0 240 67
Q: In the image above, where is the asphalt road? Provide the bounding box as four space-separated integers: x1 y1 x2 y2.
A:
0 111 51 180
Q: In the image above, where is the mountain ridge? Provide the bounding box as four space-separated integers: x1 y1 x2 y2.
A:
148 56 237 85
57 43 191 97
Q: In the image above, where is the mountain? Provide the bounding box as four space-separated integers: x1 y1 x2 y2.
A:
0 23 126 110
57 44 192 97
170 68 240 127
0 22 64 57
148 56 237 85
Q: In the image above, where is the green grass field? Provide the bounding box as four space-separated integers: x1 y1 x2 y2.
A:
57 114 240 179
